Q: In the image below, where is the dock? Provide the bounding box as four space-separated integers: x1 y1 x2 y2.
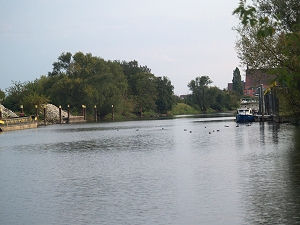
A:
0 117 38 132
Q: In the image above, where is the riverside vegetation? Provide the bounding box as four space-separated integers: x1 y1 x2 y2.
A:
0 52 240 121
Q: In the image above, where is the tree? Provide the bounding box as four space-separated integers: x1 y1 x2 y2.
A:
232 67 244 96
4 81 30 111
3 80 50 114
45 52 128 117
0 89 5 102
156 76 175 114
188 76 212 111
131 72 157 112
233 0 300 120
119 60 159 113
48 52 72 76
252 0 300 32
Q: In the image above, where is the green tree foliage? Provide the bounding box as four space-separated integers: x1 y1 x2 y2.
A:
188 76 212 111
3 80 50 114
119 60 174 113
4 81 27 111
48 52 72 76
43 52 128 118
4 53 176 118
232 67 244 96
0 89 5 101
130 72 157 112
252 0 300 32
233 0 300 120
188 76 239 111
156 76 175 113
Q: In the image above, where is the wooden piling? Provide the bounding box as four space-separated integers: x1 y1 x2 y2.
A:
67 105 70 124
43 105 46 126
59 105 62 124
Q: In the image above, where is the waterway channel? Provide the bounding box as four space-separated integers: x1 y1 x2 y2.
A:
0 114 300 225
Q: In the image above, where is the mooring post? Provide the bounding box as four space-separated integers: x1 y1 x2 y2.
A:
261 84 265 119
112 104 114 121
94 105 97 122
43 105 46 126
67 105 70 124
0 107 2 119
59 105 62 124
82 105 86 121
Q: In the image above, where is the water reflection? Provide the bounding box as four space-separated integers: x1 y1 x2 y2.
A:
1 118 300 224
239 124 300 224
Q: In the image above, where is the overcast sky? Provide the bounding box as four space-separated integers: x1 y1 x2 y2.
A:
0 0 242 95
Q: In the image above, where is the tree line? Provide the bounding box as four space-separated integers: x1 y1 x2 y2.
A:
0 52 240 119
233 0 300 122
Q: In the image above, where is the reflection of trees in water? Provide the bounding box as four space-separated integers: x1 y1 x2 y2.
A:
241 125 300 224
287 127 300 223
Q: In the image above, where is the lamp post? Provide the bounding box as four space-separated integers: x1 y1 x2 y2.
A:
112 104 114 121
20 105 24 117
94 105 97 122
82 105 86 121
35 105 38 118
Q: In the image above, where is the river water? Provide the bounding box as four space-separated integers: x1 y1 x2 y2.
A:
1 114 300 225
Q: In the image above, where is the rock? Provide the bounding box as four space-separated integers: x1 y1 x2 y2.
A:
41 104 70 124
0 104 18 118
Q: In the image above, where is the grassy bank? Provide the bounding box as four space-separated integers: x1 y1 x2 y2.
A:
167 103 200 115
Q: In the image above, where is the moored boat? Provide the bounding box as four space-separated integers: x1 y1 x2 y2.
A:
236 108 255 123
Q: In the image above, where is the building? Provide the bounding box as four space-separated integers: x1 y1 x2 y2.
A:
228 68 275 97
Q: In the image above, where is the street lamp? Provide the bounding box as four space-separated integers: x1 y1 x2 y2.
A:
20 105 24 117
35 105 38 118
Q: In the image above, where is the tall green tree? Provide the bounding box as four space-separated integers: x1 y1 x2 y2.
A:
119 60 159 113
232 67 244 96
131 72 157 112
156 76 175 113
188 76 212 111
45 52 128 117
48 52 72 76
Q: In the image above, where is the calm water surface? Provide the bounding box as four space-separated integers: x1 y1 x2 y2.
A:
1 115 300 225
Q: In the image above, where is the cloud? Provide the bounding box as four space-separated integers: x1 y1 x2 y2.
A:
153 54 180 62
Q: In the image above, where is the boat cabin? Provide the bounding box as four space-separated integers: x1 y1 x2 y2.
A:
237 108 253 115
